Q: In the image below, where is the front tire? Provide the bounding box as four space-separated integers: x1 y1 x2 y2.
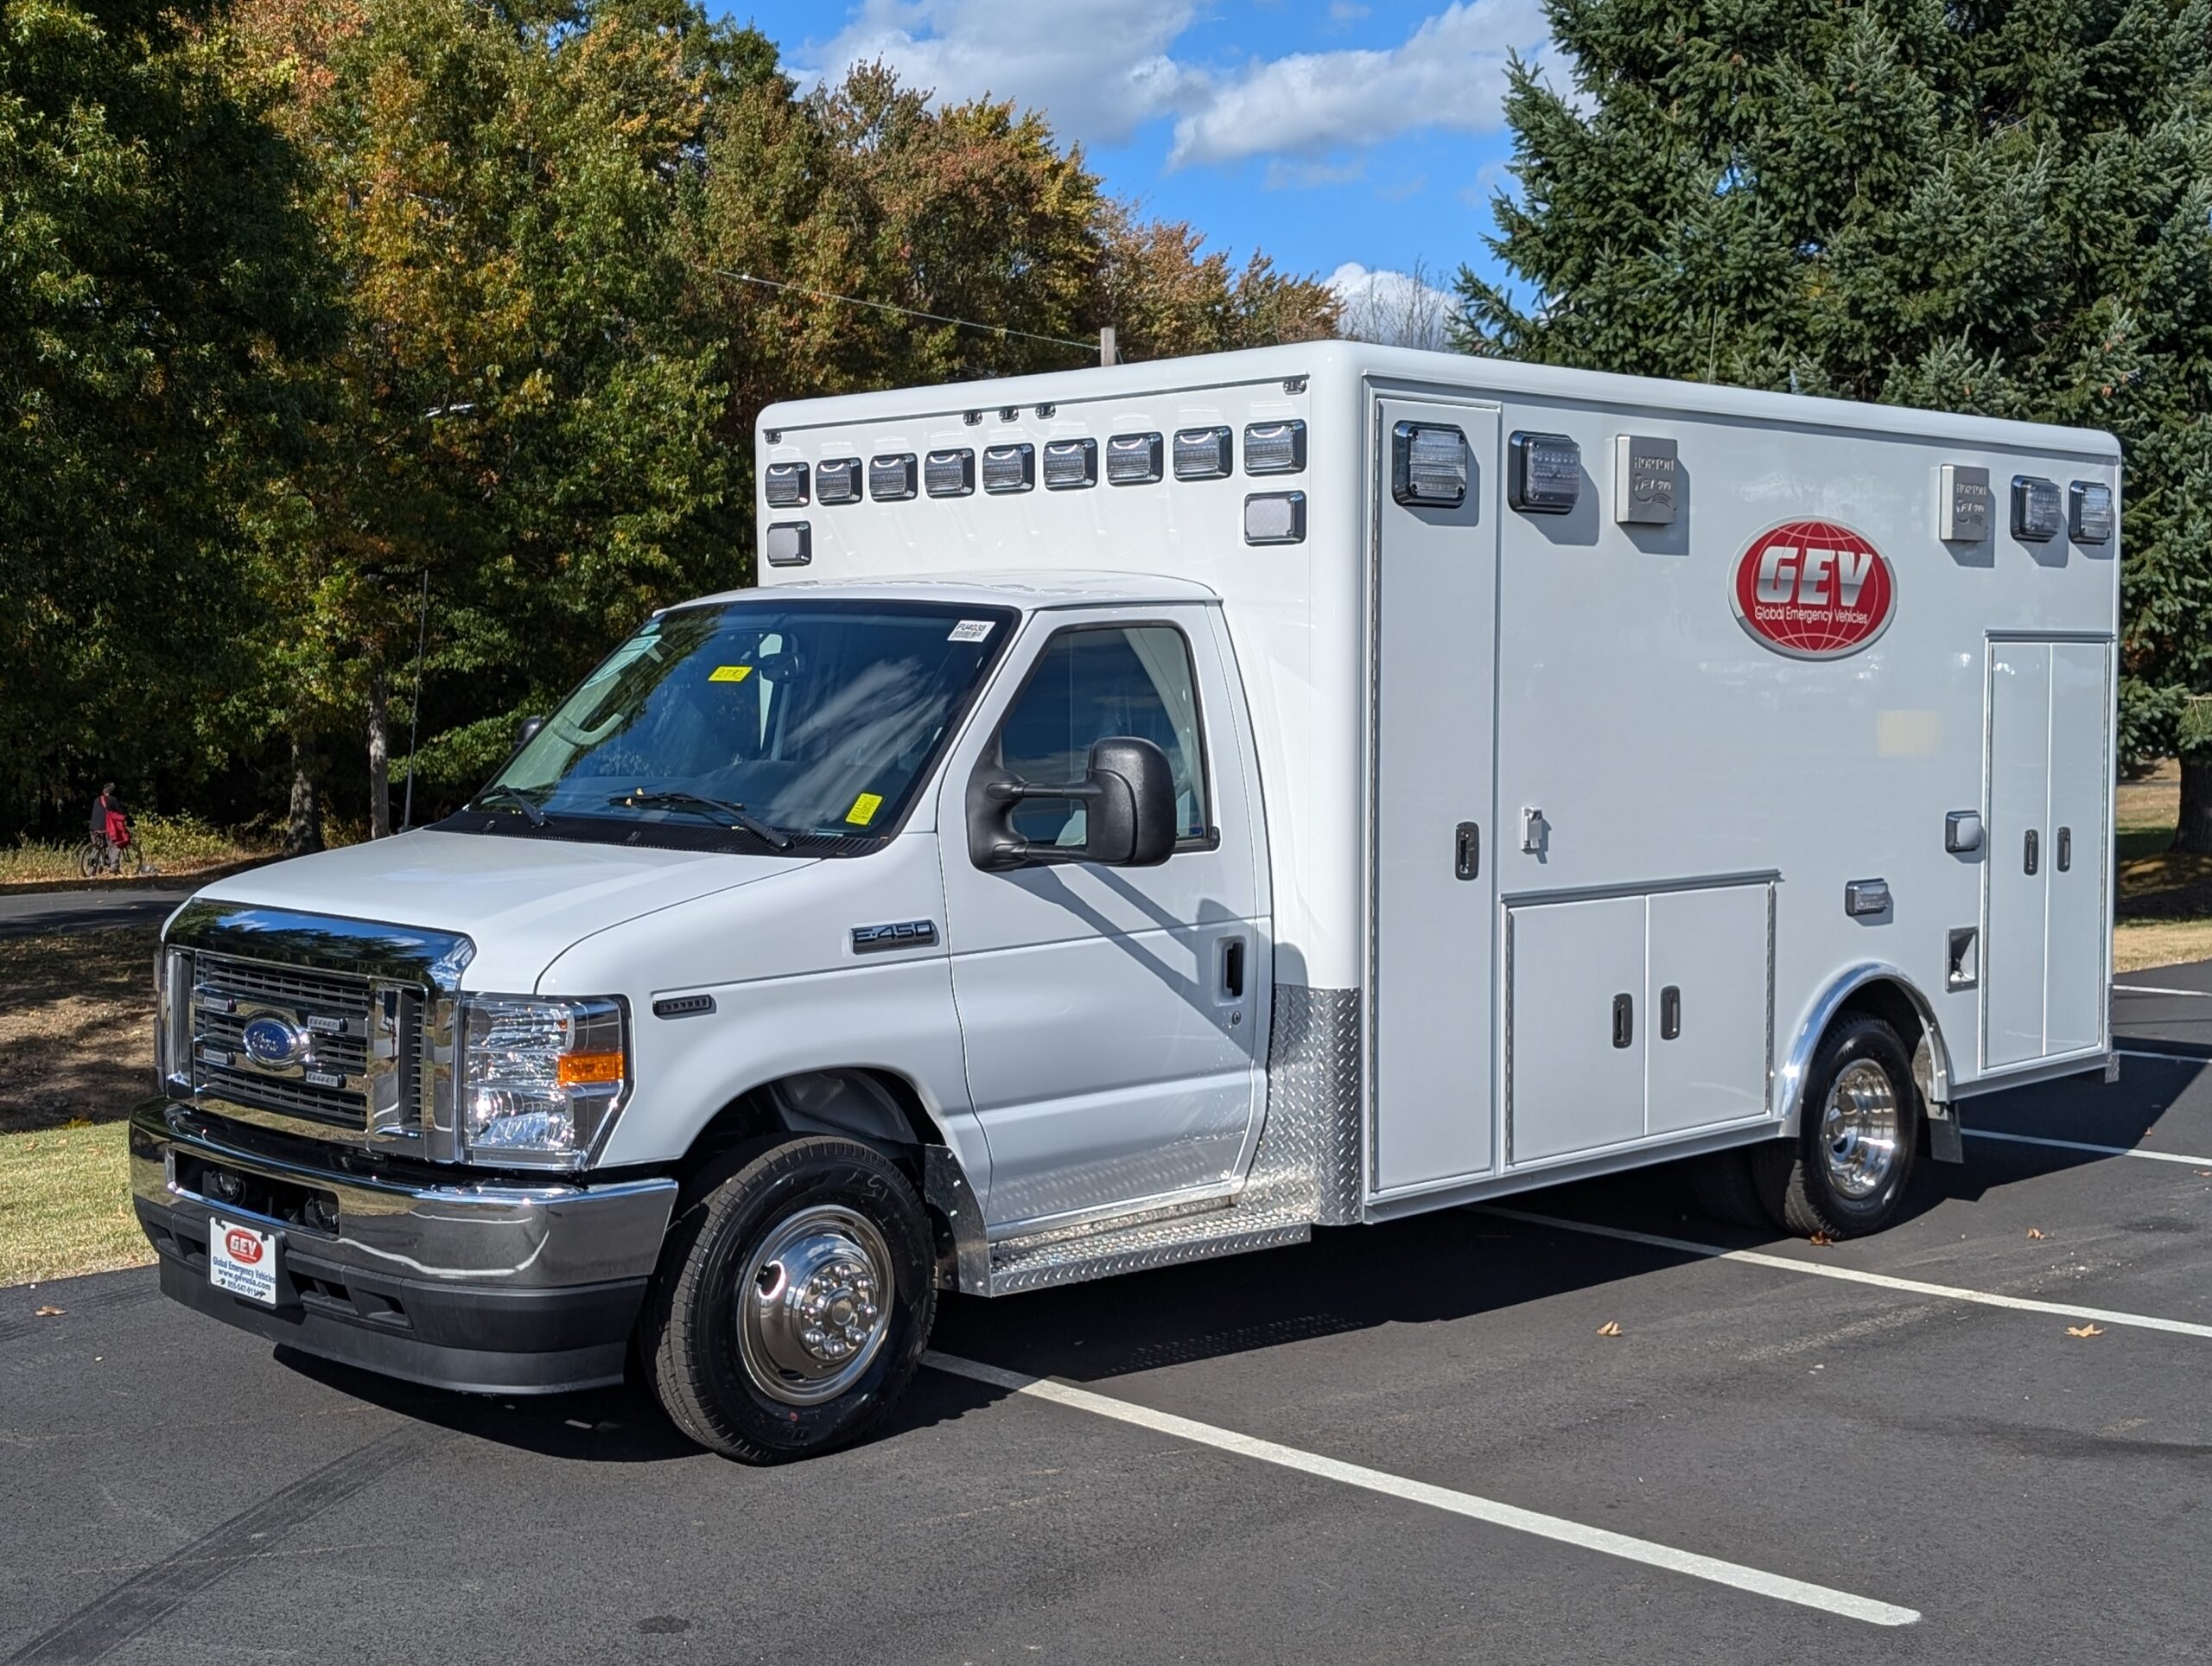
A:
1752 1014 1922 1238
639 1136 936 1463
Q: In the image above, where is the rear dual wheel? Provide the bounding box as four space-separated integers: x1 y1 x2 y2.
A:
1690 1014 1921 1239
639 1135 936 1464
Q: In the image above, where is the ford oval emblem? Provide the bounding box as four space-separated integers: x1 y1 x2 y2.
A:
240 1014 307 1068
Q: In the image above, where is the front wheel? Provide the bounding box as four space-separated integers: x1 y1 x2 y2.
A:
1751 1014 1922 1238
112 842 144 877
639 1136 937 1463
76 841 102 879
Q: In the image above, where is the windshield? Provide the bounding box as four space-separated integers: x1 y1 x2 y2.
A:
460 599 1016 852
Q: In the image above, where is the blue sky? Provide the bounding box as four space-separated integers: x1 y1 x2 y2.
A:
717 2 1562 331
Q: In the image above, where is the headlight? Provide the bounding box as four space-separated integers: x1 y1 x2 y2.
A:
461 995 629 1166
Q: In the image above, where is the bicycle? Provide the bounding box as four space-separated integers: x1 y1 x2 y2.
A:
75 836 145 879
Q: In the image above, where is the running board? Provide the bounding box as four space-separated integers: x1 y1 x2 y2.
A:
923 1147 1313 1297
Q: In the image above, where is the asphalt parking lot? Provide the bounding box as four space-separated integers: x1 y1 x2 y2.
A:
7 993 2212 1663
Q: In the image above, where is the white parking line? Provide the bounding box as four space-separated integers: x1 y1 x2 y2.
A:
1964 1128 2212 1168
924 1351 1920 1627
2113 985 2212 999
2120 1047 2212 1065
1478 1207 2212 1340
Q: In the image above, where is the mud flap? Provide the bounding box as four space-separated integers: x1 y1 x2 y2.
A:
1927 1101 1965 1164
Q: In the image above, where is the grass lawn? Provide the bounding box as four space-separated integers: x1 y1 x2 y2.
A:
0 928 160 1286
2113 759 2212 972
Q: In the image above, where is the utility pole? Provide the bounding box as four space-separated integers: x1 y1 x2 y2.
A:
400 569 429 830
1100 327 1116 367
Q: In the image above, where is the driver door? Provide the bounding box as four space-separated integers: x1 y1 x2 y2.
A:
935 607 1265 1232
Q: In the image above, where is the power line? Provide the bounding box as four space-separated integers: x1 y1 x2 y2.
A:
702 266 1101 354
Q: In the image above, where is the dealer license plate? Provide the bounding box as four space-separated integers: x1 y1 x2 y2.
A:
209 1218 279 1307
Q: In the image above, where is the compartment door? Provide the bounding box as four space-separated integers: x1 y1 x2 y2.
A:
2044 641 2112 1055
1372 397 1502 1192
1646 884 1772 1135
1505 895 1647 1166
1983 642 2050 1069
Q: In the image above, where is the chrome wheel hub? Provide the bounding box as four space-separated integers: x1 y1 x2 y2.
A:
1821 1059 1900 1200
738 1205 893 1406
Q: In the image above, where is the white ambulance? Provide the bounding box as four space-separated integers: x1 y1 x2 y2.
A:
136 342 2120 1460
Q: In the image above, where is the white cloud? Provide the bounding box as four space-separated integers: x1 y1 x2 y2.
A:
1329 261 1459 352
794 0 1207 150
1167 1 1552 169
795 2 1556 177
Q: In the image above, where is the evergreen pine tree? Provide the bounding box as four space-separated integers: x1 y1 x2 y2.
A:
1459 0 2212 846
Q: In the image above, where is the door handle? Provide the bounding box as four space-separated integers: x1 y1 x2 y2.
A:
1611 993 1634 1049
2056 826 2072 872
1454 822 1480 881
1222 937 1245 1000
2024 829 2039 875
1660 985 1681 1040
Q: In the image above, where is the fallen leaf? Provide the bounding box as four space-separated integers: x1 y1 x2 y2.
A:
1808 1231 1834 1247
2065 1324 2105 1339
33 1306 63 1318
1596 1320 1623 1338
2027 1228 2047 1240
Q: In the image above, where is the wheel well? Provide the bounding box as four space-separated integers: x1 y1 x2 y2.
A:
673 1068 942 1188
1834 976 1947 1121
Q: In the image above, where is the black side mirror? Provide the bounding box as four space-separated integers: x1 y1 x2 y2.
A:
515 715 546 749
969 736 1178 871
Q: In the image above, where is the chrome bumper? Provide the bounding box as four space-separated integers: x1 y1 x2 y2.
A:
129 1098 677 1393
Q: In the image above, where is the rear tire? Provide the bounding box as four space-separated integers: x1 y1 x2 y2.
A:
1751 1014 1921 1238
639 1135 936 1464
76 842 101 879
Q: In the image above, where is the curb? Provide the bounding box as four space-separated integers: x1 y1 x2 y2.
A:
0 855 277 899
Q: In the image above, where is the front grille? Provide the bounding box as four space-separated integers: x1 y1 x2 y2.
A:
189 952 385 1131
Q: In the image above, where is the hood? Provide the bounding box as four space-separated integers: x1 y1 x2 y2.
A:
190 830 815 990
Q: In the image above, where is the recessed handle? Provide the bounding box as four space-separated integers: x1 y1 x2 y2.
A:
1660 985 1681 1040
1454 822 1480 881
1223 938 1245 1000
2024 829 2039 875
1611 993 1634 1049
2056 826 2071 873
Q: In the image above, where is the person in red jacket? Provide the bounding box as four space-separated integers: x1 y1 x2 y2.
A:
89 783 130 862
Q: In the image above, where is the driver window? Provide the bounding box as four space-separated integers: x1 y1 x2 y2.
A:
996 626 1210 849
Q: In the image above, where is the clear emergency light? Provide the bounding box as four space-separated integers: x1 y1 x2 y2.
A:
982 443 1034 494
2069 480 2114 544
1174 427 1234 480
1244 492 1306 545
763 461 809 507
817 457 861 504
1043 437 1098 490
925 448 975 498
2012 474 2062 542
1107 433 1164 485
869 454 917 501
1392 422 1468 507
1508 431 1581 514
1243 421 1307 474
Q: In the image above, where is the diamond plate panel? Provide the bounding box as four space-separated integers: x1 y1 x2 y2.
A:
1255 985 1364 1224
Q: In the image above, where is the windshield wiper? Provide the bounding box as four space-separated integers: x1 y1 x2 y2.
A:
473 785 548 828
607 790 796 851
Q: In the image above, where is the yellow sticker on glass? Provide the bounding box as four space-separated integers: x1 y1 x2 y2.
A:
846 792 885 826
709 664 753 684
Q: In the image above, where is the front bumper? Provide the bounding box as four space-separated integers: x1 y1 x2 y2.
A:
129 1098 677 1394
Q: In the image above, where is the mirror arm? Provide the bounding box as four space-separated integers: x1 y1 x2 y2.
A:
976 778 1100 868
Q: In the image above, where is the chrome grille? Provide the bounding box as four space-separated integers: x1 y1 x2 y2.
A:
189 952 380 1130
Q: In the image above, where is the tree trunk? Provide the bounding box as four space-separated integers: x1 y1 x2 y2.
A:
284 734 324 855
367 669 391 840
2177 756 2212 854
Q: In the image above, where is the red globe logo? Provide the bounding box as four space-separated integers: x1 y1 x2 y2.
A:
1731 520 1894 658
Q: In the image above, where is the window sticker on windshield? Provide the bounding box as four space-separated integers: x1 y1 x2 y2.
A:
709 664 753 684
846 792 885 826
947 620 995 643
